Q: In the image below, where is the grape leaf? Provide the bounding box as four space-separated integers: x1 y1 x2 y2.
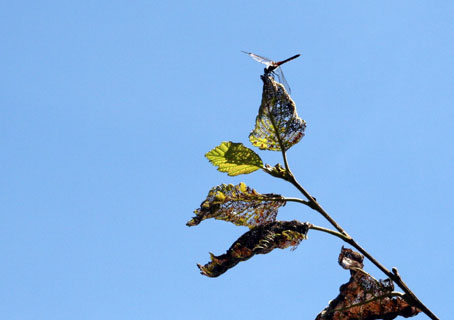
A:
205 141 263 176
186 182 285 228
197 220 310 277
249 75 306 151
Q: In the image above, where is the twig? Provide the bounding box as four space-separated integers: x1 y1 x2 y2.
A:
277 152 439 320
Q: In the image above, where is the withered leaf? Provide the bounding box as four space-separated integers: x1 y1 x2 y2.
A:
187 182 285 228
338 246 364 270
249 75 306 151
198 220 310 277
316 248 420 320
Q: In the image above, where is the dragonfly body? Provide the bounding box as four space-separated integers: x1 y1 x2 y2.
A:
242 51 301 93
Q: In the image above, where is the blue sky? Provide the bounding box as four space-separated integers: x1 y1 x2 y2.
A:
1 1 453 319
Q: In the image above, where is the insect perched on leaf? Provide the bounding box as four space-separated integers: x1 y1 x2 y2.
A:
242 51 301 93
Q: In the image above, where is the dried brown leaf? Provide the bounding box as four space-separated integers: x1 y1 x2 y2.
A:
197 220 310 277
316 248 420 320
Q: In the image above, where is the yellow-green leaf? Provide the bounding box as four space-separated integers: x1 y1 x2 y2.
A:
205 141 263 176
249 75 306 151
186 182 285 228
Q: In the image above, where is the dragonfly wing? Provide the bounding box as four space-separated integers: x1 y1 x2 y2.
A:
275 67 292 94
242 51 274 67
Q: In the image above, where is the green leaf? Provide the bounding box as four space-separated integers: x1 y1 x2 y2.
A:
186 182 285 228
205 141 263 176
249 75 306 151
197 220 310 277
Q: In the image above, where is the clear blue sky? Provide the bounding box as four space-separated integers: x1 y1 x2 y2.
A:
1 1 452 319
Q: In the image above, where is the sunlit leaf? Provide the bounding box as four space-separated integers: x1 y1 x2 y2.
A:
197 220 310 277
205 142 263 176
249 75 306 151
316 247 420 320
186 182 285 228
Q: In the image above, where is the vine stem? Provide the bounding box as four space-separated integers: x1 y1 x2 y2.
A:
283 162 439 320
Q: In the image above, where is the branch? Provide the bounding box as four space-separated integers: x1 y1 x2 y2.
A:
281 165 439 319
288 174 350 237
308 224 350 242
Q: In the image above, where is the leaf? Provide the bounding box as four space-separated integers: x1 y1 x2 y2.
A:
205 142 263 176
338 246 364 270
263 163 292 181
315 247 420 320
197 220 310 277
186 182 285 228
249 75 306 151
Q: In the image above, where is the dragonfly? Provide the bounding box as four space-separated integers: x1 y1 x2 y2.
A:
242 51 301 93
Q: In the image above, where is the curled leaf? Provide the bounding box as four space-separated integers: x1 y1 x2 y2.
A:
187 182 285 228
205 141 263 176
316 247 420 320
249 75 306 151
338 246 364 270
263 163 292 181
197 220 310 277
